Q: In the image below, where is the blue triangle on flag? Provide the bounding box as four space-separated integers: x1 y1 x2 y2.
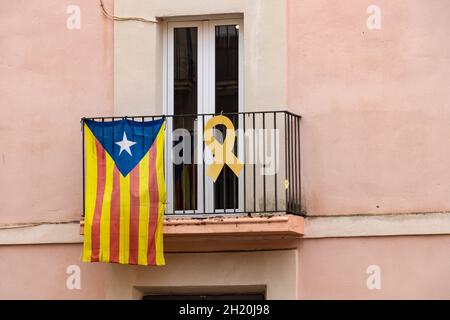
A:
85 118 164 177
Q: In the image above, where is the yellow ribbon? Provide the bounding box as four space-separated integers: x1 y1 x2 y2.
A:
204 115 244 182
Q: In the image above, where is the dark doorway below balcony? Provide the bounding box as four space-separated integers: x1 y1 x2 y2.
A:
143 293 265 300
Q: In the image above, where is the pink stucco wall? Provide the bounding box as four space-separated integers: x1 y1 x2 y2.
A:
298 235 450 299
287 0 450 215
1 237 448 299
0 244 107 299
0 0 114 224
1 0 449 300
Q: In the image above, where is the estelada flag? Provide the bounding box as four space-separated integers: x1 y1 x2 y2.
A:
82 118 165 266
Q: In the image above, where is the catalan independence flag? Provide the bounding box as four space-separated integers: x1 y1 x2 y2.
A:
82 118 165 266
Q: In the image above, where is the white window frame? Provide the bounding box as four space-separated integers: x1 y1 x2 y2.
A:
164 18 244 215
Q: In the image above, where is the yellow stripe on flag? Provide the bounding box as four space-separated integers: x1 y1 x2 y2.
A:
155 124 166 266
83 125 98 262
138 153 150 266
99 152 114 262
119 173 131 264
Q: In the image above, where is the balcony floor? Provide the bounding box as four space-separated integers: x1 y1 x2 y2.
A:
163 214 304 252
80 214 304 252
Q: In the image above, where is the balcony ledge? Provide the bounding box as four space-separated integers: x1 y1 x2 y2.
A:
81 214 304 252
164 214 304 237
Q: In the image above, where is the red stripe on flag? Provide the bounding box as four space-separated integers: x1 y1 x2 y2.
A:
109 166 120 263
128 164 140 265
91 140 106 262
147 144 158 265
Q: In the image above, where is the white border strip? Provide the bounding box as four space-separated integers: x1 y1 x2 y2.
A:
1 212 449 245
304 212 450 238
0 223 82 245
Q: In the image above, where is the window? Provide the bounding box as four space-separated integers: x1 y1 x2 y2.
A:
165 19 244 215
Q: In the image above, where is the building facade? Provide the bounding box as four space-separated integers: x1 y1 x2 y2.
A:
1 0 450 299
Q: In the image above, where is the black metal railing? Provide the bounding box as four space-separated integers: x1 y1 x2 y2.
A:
82 111 303 217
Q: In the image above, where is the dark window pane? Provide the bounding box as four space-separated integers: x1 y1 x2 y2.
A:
173 27 197 211
214 25 239 210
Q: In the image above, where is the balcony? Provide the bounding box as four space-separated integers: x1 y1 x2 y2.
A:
81 111 304 249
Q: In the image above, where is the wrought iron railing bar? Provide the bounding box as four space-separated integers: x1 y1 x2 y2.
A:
262 112 266 212
202 114 206 215
286 113 291 212
284 113 288 213
253 113 256 213
274 112 278 212
193 115 198 215
297 116 302 214
182 116 186 214
293 114 299 213
292 117 296 214
83 110 302 121
233 113 237 213
291 114 296 213
243 113 247 213
82 119 85 217
223 130 227 214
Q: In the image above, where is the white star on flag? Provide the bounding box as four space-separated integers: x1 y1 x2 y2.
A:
115 132 137 156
